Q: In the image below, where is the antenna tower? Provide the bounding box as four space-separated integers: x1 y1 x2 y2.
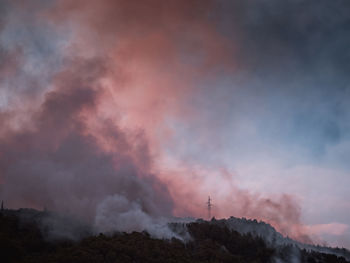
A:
207 196 212 220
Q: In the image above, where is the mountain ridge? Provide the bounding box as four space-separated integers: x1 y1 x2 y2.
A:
0 208 349 263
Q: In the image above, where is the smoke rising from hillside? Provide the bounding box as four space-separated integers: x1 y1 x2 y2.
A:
0 0 349 246
0 56 173 227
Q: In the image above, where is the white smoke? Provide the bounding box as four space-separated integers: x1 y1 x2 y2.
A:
94 194 182 240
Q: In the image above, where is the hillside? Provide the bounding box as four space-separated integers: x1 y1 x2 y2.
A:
0 209 349 263
207 217 350 260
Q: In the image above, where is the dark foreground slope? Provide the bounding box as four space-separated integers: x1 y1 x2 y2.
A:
204 217 350 261
0 209 348 263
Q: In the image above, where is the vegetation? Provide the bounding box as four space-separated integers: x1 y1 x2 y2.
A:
0 209 348 263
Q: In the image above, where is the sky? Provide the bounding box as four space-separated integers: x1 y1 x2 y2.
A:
0 0 350 248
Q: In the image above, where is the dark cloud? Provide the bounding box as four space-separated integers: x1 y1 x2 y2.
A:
217 0 350 76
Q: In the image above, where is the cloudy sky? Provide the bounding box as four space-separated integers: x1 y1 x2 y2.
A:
0 0 349 248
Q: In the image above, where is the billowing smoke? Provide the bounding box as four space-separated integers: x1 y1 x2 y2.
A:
1 0 349 247
0 56 174 234
0 0 228 237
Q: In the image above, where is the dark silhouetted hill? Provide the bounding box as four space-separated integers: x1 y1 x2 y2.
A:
0 209 349 263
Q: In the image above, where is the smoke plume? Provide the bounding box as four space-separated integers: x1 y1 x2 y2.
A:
0 0 349 246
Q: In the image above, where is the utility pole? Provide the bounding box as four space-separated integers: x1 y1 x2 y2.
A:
207 196 212 220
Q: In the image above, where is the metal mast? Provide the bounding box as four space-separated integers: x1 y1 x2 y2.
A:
207 196 212 220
